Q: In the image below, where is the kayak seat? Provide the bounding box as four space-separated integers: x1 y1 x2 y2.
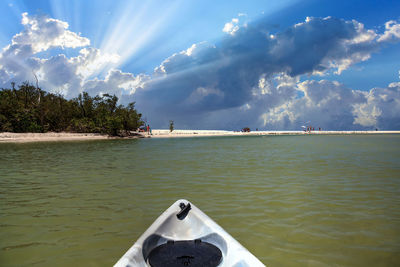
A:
147 239 222 267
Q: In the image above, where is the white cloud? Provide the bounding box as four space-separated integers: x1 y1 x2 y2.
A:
71 48 120 78
352 83 400 128
0 13 139 99
378 20 400 42
260 79 400 130
352 102 382 127
0 12 91 87
83 69 149 97
262 102 297 127
15 12 89 53
223 18 240 35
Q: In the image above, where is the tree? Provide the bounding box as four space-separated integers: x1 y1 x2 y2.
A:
0 82 144 136
169 120 174 132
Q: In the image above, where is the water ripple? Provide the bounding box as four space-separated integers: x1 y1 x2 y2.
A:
1 136 400 266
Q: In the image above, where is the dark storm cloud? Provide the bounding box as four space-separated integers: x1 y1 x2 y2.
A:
135 16 396 128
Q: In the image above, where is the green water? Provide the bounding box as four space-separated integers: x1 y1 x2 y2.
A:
1 135 400 266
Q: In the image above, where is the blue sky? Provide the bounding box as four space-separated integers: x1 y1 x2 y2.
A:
0 0 297 73
0 0 400 130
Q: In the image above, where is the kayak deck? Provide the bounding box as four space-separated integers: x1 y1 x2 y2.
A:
114 199 265 267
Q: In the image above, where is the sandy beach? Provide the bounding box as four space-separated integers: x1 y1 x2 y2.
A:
1 130 399 143
150 129 400 138
0 132 135 143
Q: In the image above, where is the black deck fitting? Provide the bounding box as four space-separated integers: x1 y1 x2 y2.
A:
177 202 191 220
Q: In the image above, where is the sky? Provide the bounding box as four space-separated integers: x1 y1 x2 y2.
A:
0 0 400 130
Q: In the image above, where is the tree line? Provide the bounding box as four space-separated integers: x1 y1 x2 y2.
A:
0 82 144 136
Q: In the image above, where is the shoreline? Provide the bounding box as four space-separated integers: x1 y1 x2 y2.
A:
150 129 400 138
1 130 399 143
0 132 146 143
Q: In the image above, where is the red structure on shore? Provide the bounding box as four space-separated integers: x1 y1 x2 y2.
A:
303 125 321 133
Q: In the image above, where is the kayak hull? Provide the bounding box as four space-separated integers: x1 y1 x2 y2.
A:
114 199 265 267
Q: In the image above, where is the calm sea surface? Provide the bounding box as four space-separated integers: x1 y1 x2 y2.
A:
1 135 400 266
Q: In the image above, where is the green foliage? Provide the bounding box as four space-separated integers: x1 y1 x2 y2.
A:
0 83 144 136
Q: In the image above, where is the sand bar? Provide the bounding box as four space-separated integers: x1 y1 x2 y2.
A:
150 129 400 138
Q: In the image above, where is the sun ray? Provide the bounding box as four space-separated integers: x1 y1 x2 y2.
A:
98 0 183 71
145 55 237 87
